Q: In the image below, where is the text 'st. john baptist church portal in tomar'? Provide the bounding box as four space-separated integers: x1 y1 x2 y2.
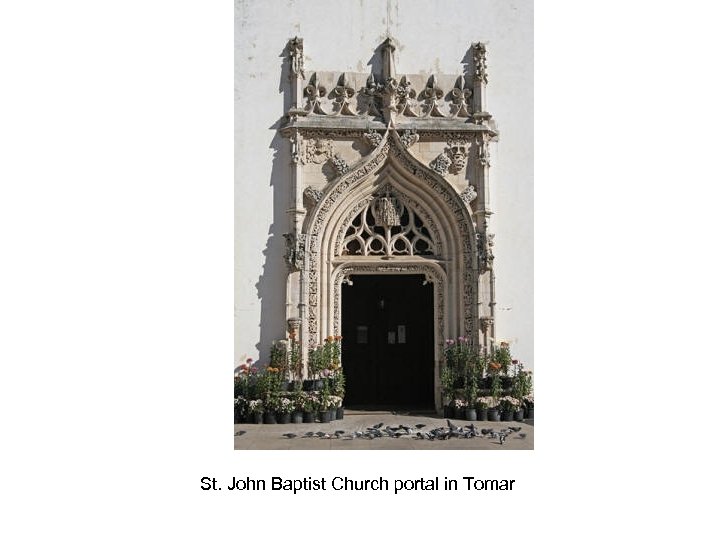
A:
276 37 498 412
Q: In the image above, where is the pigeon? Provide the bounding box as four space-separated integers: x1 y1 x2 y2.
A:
234 430 246 436
373 422 384 429
509 426 522 432
415 424 426 429
481 428 492 435
302 432 315 438
447 419 458 430
282 433 297 438
518 433 527 439
315 432 326 437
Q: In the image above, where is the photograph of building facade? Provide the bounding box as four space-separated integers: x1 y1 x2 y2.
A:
235 1 532 415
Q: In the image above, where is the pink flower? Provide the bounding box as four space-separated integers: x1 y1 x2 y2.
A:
445 339 455 346
512 359 519 365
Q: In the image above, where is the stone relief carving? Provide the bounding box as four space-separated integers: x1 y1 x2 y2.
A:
303 186 324 205
288 36 304 77
460 185 477 204
430 153 451 176
399 129 419 148
478 133 491 167
330 155 350 175
477 228 494 274
472 42 488 84
363 130 383 147
303 138 333 164
446 139 470 174
329 73 357 116
304 73 327 115
283 232 306 272
450 76 472 117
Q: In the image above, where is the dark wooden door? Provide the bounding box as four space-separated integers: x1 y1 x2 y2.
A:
341 274 434 409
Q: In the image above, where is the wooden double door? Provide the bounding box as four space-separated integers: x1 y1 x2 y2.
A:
341 274 434 409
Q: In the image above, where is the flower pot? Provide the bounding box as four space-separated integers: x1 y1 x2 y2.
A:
487 408 500 422
234 409 243 424
302 380 314 391
465 408 477 421
252 411 263 424
291 411 304 424
302 411 316 423
478 408 488 421
500 410 513 421
454 408 465 419
336 407 344 420
318 410 332 423
329 408 337 421
277 412 291 424
513 409 524 422
443 405 452 418
525 406 534 419
263 411 277 424
313 379 324 391
280 380 290 391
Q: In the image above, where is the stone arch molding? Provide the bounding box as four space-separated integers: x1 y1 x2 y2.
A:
303 130 478 348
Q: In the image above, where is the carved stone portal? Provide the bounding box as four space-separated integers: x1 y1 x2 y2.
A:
279 37 498 411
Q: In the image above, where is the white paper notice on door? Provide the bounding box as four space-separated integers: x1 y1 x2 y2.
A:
357 326 368 344
397 325 406 344
387 331 396 344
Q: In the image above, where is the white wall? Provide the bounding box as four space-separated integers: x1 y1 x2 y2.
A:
235 0 533 370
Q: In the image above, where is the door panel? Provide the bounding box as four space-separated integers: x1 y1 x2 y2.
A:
341 274 434 408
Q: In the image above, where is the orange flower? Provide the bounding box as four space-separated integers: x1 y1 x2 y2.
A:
335 335 343 341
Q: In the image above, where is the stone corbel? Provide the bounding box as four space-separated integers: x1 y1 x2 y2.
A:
283 233 306 272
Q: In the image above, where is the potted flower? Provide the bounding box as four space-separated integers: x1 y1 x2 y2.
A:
248 399 264 424
523 394 534 419
302 392 319 423
452 398 466 419
475 396 494 421
440 363 454 417
263 393 279 424
330 369 346 419
276 396 293 424
290 389 305 424
234 396 246 424
318 384 333 423
498 396 521 421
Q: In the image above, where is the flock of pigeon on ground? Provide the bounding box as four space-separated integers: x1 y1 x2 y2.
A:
277 419 527 445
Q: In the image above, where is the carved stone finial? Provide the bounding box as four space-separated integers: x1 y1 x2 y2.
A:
450 76 472 117
472 42 488 84
329 73 357 116
380 37 396 82
479 316 494 335
288 36 304 78
358 73 383 117
287 317 301 339
304 73 327 115
421 75 445 117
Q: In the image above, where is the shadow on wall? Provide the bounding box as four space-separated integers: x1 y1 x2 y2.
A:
253 42 293 367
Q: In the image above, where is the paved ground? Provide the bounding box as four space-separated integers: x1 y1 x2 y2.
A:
234 410 533 450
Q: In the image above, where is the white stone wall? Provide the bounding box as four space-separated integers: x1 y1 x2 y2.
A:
235 0 533 370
